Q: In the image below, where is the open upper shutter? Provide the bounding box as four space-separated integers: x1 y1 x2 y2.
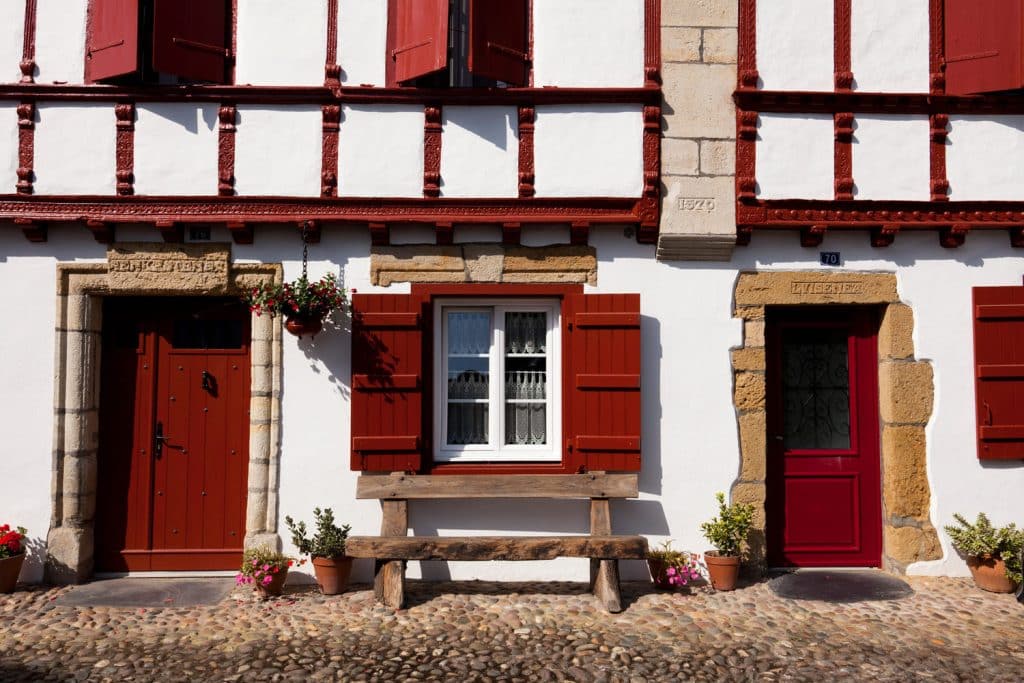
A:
945 0 1024 95
152 0 229 84
389 0 449 84
565 294 641 472
351 293 428 472
468 0 529 86
972 286 1024 460
85 0 140 83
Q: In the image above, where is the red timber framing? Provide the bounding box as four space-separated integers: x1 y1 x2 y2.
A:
734 0 1024 249
350 284 641 475
324 0 340 89
20 0 37 83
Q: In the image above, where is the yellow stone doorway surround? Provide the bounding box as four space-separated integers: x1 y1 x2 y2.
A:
731 271 941 573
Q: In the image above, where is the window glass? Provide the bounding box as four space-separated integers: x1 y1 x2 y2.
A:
446 311 491 445
781 328 851 449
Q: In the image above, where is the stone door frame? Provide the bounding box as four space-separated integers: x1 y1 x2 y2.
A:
46 244 283 583
731 271 941 573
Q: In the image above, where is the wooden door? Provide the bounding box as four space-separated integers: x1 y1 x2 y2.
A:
95 298 250 572
766 307 882 567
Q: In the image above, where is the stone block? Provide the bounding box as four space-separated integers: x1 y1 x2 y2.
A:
734 304 765 320
731 347 765 371
734 371 765 412
734 271 900 306
503 245 597 285
244 532 282 552
660 176 736 236
370 246 465 286
882 425 930 520
879 361 934 425
46 526 94 584
250 396 273 423
463 246 505 283
879 303 916 360
744 319 765 348
662 0 737 27
663 63 736 139
106 243 232 294
885 524 942 565
737 410 766 481
730 482 766 528
700 140 735 176
656 234 736 261
662 26 701 63
663 137 700 176
702 28 737 64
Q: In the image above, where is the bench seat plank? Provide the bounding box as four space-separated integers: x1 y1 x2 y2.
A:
356 473 639 500
348 535 648 561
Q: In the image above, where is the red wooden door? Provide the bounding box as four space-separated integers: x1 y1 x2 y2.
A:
96 298 250 572
766 307 881 567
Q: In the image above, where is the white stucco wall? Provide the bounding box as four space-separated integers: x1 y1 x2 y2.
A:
33 104 116 195
534 105 643 198
946 116 1024 201
852 115 930 201
235 0 328 86
440 106 519 198
0 1 26 84
134 104 219 196
338 0 387 87
338 104 424 198
234 105 322 197
0 104 17 194
756 113 834 200
3 227 1023 584
533 0 645 88
34 0 87 85
851 0 930 93
756 0 833 91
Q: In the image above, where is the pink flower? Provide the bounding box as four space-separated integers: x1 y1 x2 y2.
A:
261 575 273 586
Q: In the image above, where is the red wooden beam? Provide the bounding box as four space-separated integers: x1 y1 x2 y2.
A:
16 101 33 195
423 105 442 198
217 104 236 196
19 0 37 84
321 104 340 197
115 102 135 196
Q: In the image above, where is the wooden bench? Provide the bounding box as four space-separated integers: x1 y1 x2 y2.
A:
346 473 648 613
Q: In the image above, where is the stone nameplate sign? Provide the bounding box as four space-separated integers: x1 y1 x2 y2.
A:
791 281 864 295
107 243 232 293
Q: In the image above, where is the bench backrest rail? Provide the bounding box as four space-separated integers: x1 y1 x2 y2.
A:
356 473 639 500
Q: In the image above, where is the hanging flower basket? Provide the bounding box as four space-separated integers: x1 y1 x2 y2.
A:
245 273 346 339
284 313 325 338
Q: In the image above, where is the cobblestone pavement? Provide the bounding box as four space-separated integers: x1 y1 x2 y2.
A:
1 576 1022 682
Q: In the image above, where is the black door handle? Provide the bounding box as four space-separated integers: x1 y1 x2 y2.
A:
155 421 168 458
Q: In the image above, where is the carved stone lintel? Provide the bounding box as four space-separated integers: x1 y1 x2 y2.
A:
800 225 827 248
939 224 969 248
434 222 453 246
570 221 590 246
156 220 184 243
870 225 899 248
502 222 521 246
85 219 114 244
227 221 253 245
14 217 45 243
369 222 389 247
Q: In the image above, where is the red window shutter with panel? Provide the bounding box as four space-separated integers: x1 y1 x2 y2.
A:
972 286 1024 460
468 0 529 86
389 0 449 84
85 0 140 83
945 0 1024 95
152 0 230 84
565 294 642 472
350 293 428 472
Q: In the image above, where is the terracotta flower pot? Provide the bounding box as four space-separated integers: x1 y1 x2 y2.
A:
255 566 289 599
312 556 353 595
284 314 323 338
647 559 674 590
966 554 1016 593
704 551 741 591
0 554 25 594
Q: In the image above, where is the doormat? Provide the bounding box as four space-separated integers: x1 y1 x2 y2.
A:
769 570 913 603
54 578 234 608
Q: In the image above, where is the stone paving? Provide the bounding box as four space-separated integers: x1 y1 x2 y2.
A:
1 576 1022 682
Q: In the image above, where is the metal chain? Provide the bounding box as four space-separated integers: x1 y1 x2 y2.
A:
300 223 309 280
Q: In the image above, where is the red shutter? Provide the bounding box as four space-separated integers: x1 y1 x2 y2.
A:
389 0 449 84
85 0 140 83
945 0 1024 95
351 293 428 472
972 286 1024 460
152 0 230 84
565 294 642 472
468 0 529 86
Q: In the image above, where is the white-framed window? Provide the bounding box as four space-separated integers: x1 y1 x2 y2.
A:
433 298 561 462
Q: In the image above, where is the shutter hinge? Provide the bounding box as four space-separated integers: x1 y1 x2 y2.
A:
566 439 573 453
568 322 574 331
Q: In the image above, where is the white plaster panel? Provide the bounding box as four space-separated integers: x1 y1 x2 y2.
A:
34 104 116 195
339 0 387 87
440 106 518 198
134 104 219 196
0 104 17 194
533 0 644 87
852 115 930 200
338 104 424 198
34 0 87 85
851 0 929 93
236 0 328 86
946 116 1024 201
533 105 643 198
0 1 26 84
756 114 834 199
756 0 833 91
234 106 322 196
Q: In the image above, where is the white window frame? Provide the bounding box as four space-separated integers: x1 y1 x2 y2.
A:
433 298 562 462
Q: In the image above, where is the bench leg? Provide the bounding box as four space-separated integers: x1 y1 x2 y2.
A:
374 560 406 609
592 559 623 613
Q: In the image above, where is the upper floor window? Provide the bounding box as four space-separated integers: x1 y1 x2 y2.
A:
86 0 231 85
387 0 529 88
945 0 1024 95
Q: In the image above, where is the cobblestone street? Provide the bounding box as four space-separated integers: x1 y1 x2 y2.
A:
1 577 1022 682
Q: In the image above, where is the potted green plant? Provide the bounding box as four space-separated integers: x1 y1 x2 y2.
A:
0 524 27 594
285 508 353 595
646 540 704 591
244 273 346 338
700 492 755 591
236 546 297 599
944 512 1023 593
